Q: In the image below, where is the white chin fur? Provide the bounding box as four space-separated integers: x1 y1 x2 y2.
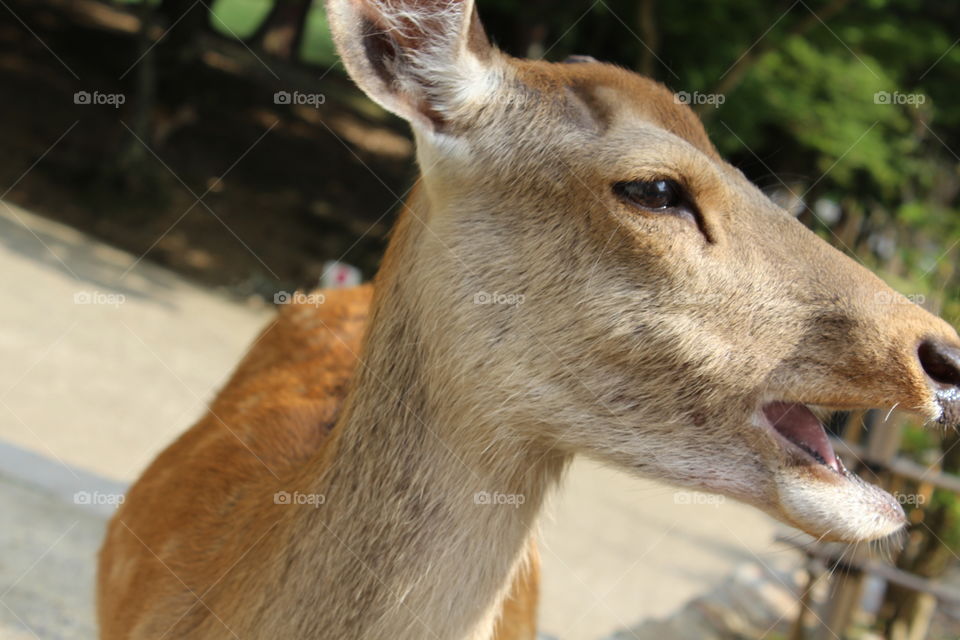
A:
776 468 906 542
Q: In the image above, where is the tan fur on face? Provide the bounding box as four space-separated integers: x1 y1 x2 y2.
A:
98 1 960 638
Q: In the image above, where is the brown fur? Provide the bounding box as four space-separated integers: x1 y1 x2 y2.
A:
98 1 960 638
98 205 544 639
96 277 538 638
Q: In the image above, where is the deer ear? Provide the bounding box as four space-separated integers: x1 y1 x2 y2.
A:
326 0 497 131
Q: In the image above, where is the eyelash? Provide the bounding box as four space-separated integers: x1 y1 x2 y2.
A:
612 178 710 240
613 179 684 210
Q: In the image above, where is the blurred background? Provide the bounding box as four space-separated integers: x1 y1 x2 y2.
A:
1 0 959 639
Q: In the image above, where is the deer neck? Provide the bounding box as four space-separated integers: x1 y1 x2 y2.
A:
293 189 568 639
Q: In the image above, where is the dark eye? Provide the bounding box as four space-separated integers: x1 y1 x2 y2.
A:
613 179 683 210
612 178 710 239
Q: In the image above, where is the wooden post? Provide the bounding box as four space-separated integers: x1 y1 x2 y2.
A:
907 592 936 640
813 409 905 639
789 560 821 640
817 563 864 640
841 409 866 446
865 412 905 470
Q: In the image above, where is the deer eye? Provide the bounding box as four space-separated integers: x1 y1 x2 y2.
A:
612 179 706 236
613 179 683 210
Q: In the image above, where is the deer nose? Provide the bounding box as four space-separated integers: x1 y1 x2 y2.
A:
918 338 960 426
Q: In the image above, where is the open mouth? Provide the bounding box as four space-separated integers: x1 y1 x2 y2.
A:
762 401 844 474
756 400 905 542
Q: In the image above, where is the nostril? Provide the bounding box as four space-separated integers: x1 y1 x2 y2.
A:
918 339 960 388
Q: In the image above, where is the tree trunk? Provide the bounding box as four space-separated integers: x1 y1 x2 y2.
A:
636 0 658 77
111 1 162 196
156 0 210 67
246 0 315 61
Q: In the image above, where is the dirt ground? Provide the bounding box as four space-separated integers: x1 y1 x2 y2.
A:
0 0 415 300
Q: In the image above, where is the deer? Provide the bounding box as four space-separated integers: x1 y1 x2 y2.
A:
97 1 960 638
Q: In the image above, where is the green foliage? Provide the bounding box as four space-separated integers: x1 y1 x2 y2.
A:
208 0 272 39
929 489 960 550
900 423 938 460
716 35 914 192
298 6 338 66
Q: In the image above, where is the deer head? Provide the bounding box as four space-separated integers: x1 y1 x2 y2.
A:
327 0 960 543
